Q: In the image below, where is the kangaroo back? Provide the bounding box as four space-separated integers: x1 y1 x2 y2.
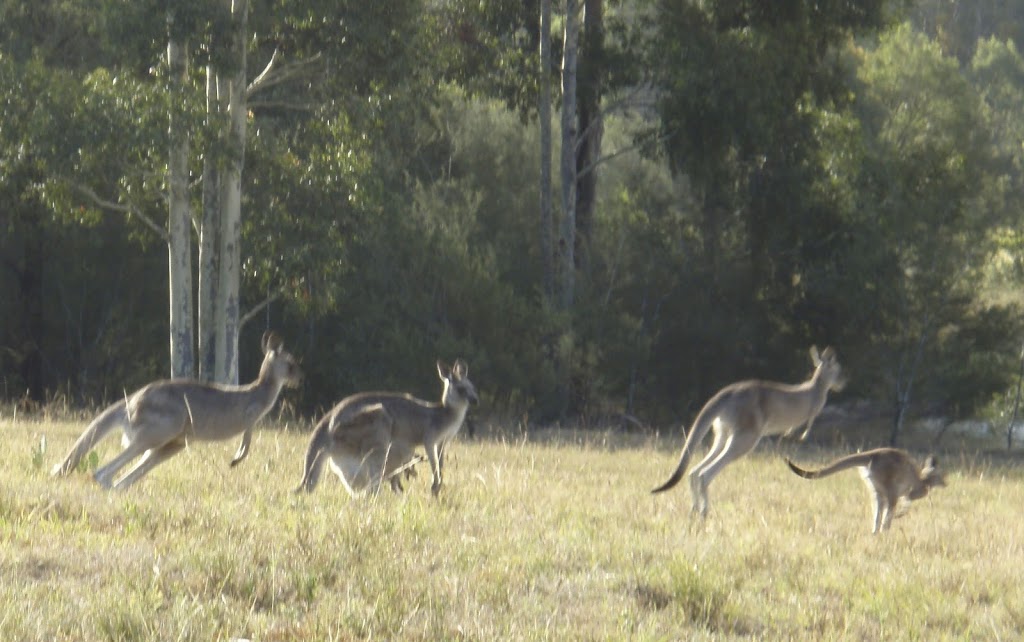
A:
651 395 724 493
786 451 874 480
51 400 128 477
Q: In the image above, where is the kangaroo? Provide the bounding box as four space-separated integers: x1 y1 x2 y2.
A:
296 359 478 497
652 346 845 518
52 331 302 489
786 448 945 534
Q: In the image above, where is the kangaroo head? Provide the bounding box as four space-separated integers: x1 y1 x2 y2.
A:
437 358 479 408
810 345 846 392
260 330 303 388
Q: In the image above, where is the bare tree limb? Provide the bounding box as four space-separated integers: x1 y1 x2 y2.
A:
239 284 288 329
247 48 279 94
577 129 672 180
247 100 316 112
72 183 168 241
575 82 657 149
246 52 323 99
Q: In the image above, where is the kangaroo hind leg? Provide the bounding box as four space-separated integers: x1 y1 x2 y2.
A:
689 419 762 518
94 439 152 489
112 440 187 490
688 418 727 517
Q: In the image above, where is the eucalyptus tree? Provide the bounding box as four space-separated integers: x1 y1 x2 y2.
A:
2 0 426 389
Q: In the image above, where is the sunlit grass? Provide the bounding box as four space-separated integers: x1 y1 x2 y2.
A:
1 415 1022 640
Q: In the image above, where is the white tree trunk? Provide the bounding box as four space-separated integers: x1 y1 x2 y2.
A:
214 0 248 385
167 18 194 379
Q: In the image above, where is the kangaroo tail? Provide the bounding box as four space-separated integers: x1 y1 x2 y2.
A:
52 400 127 476
295 414 333 493
786 452 871 480
651 398 721 494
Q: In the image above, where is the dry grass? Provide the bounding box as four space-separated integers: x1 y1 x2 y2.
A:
1 415 1023 641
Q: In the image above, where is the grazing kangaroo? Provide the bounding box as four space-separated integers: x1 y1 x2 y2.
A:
296 359 478 497
52 331 302 489
652 346 845 518
786 448 945 534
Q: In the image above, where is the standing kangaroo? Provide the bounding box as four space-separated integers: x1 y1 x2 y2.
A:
652 346 845 518
52 331 302 489
296 359 478 496
786 448 945 534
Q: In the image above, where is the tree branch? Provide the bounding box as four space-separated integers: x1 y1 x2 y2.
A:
72 183 167 242
574 82 658 152
577 129 672 180
248 47 279 94
247 100 316 112
246 52 323 99
239 284 288 329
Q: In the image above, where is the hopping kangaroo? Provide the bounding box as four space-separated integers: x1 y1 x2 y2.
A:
652 346 845 518
786 448 945 534
296 359 478 497
52 331 302 489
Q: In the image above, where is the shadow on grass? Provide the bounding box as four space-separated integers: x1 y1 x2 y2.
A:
631 562 747 635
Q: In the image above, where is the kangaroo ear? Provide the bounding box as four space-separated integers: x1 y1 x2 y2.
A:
820 346 835 361
453 359 469 379
436 360 452 380
262 330 283 354
809 345 821 366
925 454 938 469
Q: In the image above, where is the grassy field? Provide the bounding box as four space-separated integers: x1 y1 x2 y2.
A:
1 414 1023 641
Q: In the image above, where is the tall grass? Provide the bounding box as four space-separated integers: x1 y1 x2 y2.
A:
1 416 1022 641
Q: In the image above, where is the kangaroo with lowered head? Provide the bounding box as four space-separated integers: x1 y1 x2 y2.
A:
786 448 945 533
296 359 478 496
52 331 302 489
652 346 846 518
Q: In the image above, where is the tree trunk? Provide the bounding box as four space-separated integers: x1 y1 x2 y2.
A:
552 0 581 418
559 0 579 311
167 14 195 379
575 0 603 278
539 0 554 301
214 0 248 385
1005 342 1024 450
197 131 220 378
198 69 220 383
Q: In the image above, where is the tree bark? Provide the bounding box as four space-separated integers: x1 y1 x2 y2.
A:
198 75 220 383
1006 342 1024 450
167 13 195 379
559 0 579 311
214 0 248 385
575 0 604 277
539 0 554 301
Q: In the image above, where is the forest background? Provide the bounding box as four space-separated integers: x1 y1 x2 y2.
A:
3 0 1024 444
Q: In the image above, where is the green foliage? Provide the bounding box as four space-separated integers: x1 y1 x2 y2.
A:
6 0 1024 428
293 94 560 413
78 451 101 475
913 0 1024 63
29 435 46 471
845 24 1017 416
